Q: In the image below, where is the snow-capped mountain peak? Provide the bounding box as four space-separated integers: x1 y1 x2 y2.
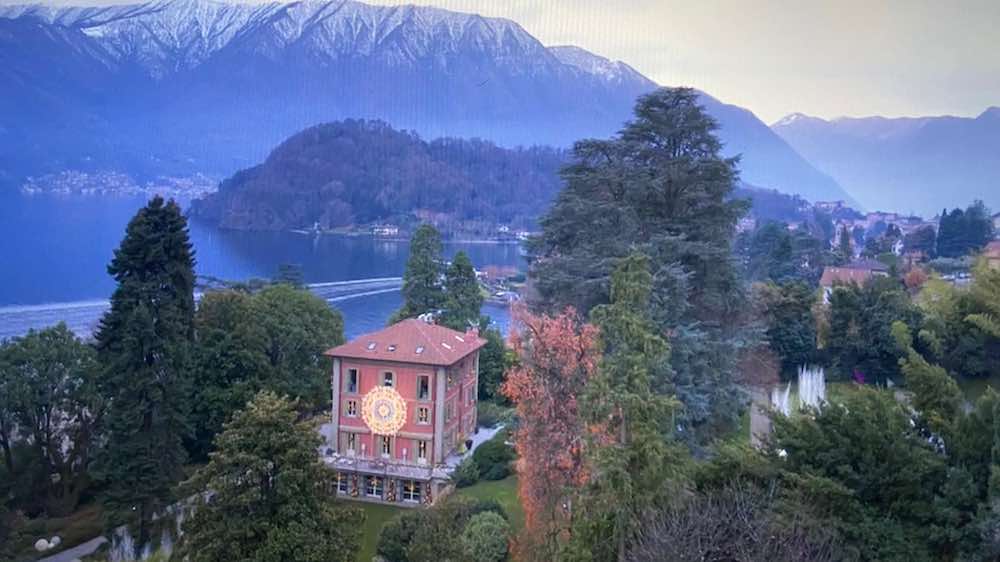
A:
548 44 652 86
0 0 553 78
772 112 822 128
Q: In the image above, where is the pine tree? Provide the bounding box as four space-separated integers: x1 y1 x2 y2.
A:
392 224 446 323
569 254 684 562
529 87 749 443
442 251 484 330
93 196 195 552
179 391 362 562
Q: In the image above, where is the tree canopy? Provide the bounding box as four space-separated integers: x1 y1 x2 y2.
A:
394 224 447 322
179 391 362 562
0 324 102 517
937 201 995 258
442 251 484 330
529 86 750 443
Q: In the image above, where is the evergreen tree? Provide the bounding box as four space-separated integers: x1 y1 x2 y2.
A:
937 201 995 258
903 225 937 258
529 87 749 443
477 326 511 403
93 196 195 551
441 251 483 330
891 321 963 438
837 225 853 264
754 282 820 379
393 224 446 323
179 391 362 562
826 276 921 384
569 253 684 562
967 260 1000 340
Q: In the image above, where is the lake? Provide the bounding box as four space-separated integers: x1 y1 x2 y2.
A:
0 192 522 339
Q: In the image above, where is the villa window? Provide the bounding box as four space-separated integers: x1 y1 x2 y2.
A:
345 433 356 453
366 476 384 498
418 375 430 400
346 399 358 417
381 435 391 457
417 406 430 425
383 371 395 387
345 369 358 393
417 440 428 462
337 472 349 494
445 401 454 422
402 480 422 503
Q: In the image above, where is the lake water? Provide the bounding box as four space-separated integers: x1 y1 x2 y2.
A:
0 192 522 338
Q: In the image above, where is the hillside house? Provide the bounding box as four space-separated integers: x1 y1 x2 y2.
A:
322 319 486 505
819 260 890 304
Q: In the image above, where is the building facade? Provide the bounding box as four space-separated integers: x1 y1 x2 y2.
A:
322 319 485 505
985 241 1000 271
819 260 890 304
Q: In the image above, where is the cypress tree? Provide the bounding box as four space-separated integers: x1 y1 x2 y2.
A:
442 251 483 330
392 223 446 323
837 225 853 264
93 196 195 552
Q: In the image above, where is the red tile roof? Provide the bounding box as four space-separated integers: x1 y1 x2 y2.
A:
325 318 486 366
820 267 876 287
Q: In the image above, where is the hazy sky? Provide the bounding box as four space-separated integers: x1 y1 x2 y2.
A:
363 0 999 124
8 0 999 123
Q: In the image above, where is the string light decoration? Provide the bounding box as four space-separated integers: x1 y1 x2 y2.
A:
361 386 408 436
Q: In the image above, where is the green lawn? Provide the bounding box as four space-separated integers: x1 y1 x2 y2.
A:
457 475 523 531
355 502 404 562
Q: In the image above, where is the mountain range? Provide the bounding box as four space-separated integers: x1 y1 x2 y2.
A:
0 0 853 206
772 108 1000 215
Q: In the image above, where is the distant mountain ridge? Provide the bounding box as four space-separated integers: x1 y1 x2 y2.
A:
0 0 852 205
772 108 1000 215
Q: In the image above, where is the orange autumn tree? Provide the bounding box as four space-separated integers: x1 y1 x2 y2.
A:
502 305 600 562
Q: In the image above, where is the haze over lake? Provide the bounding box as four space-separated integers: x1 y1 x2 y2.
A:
0 191 521 338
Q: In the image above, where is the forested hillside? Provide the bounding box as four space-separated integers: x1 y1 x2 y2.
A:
190 120 566 232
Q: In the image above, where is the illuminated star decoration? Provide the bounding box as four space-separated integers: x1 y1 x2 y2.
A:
361 386 408 436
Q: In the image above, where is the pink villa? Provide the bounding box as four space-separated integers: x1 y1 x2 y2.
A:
322 318 485 505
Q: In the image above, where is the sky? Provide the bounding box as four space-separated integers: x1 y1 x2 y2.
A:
6 0 999 123
362 0 1000 124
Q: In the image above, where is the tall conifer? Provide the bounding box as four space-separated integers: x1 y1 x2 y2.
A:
392 223 446 322
570 253 683 562
530 87 749 442
442 251 483 330
93 196 195 551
